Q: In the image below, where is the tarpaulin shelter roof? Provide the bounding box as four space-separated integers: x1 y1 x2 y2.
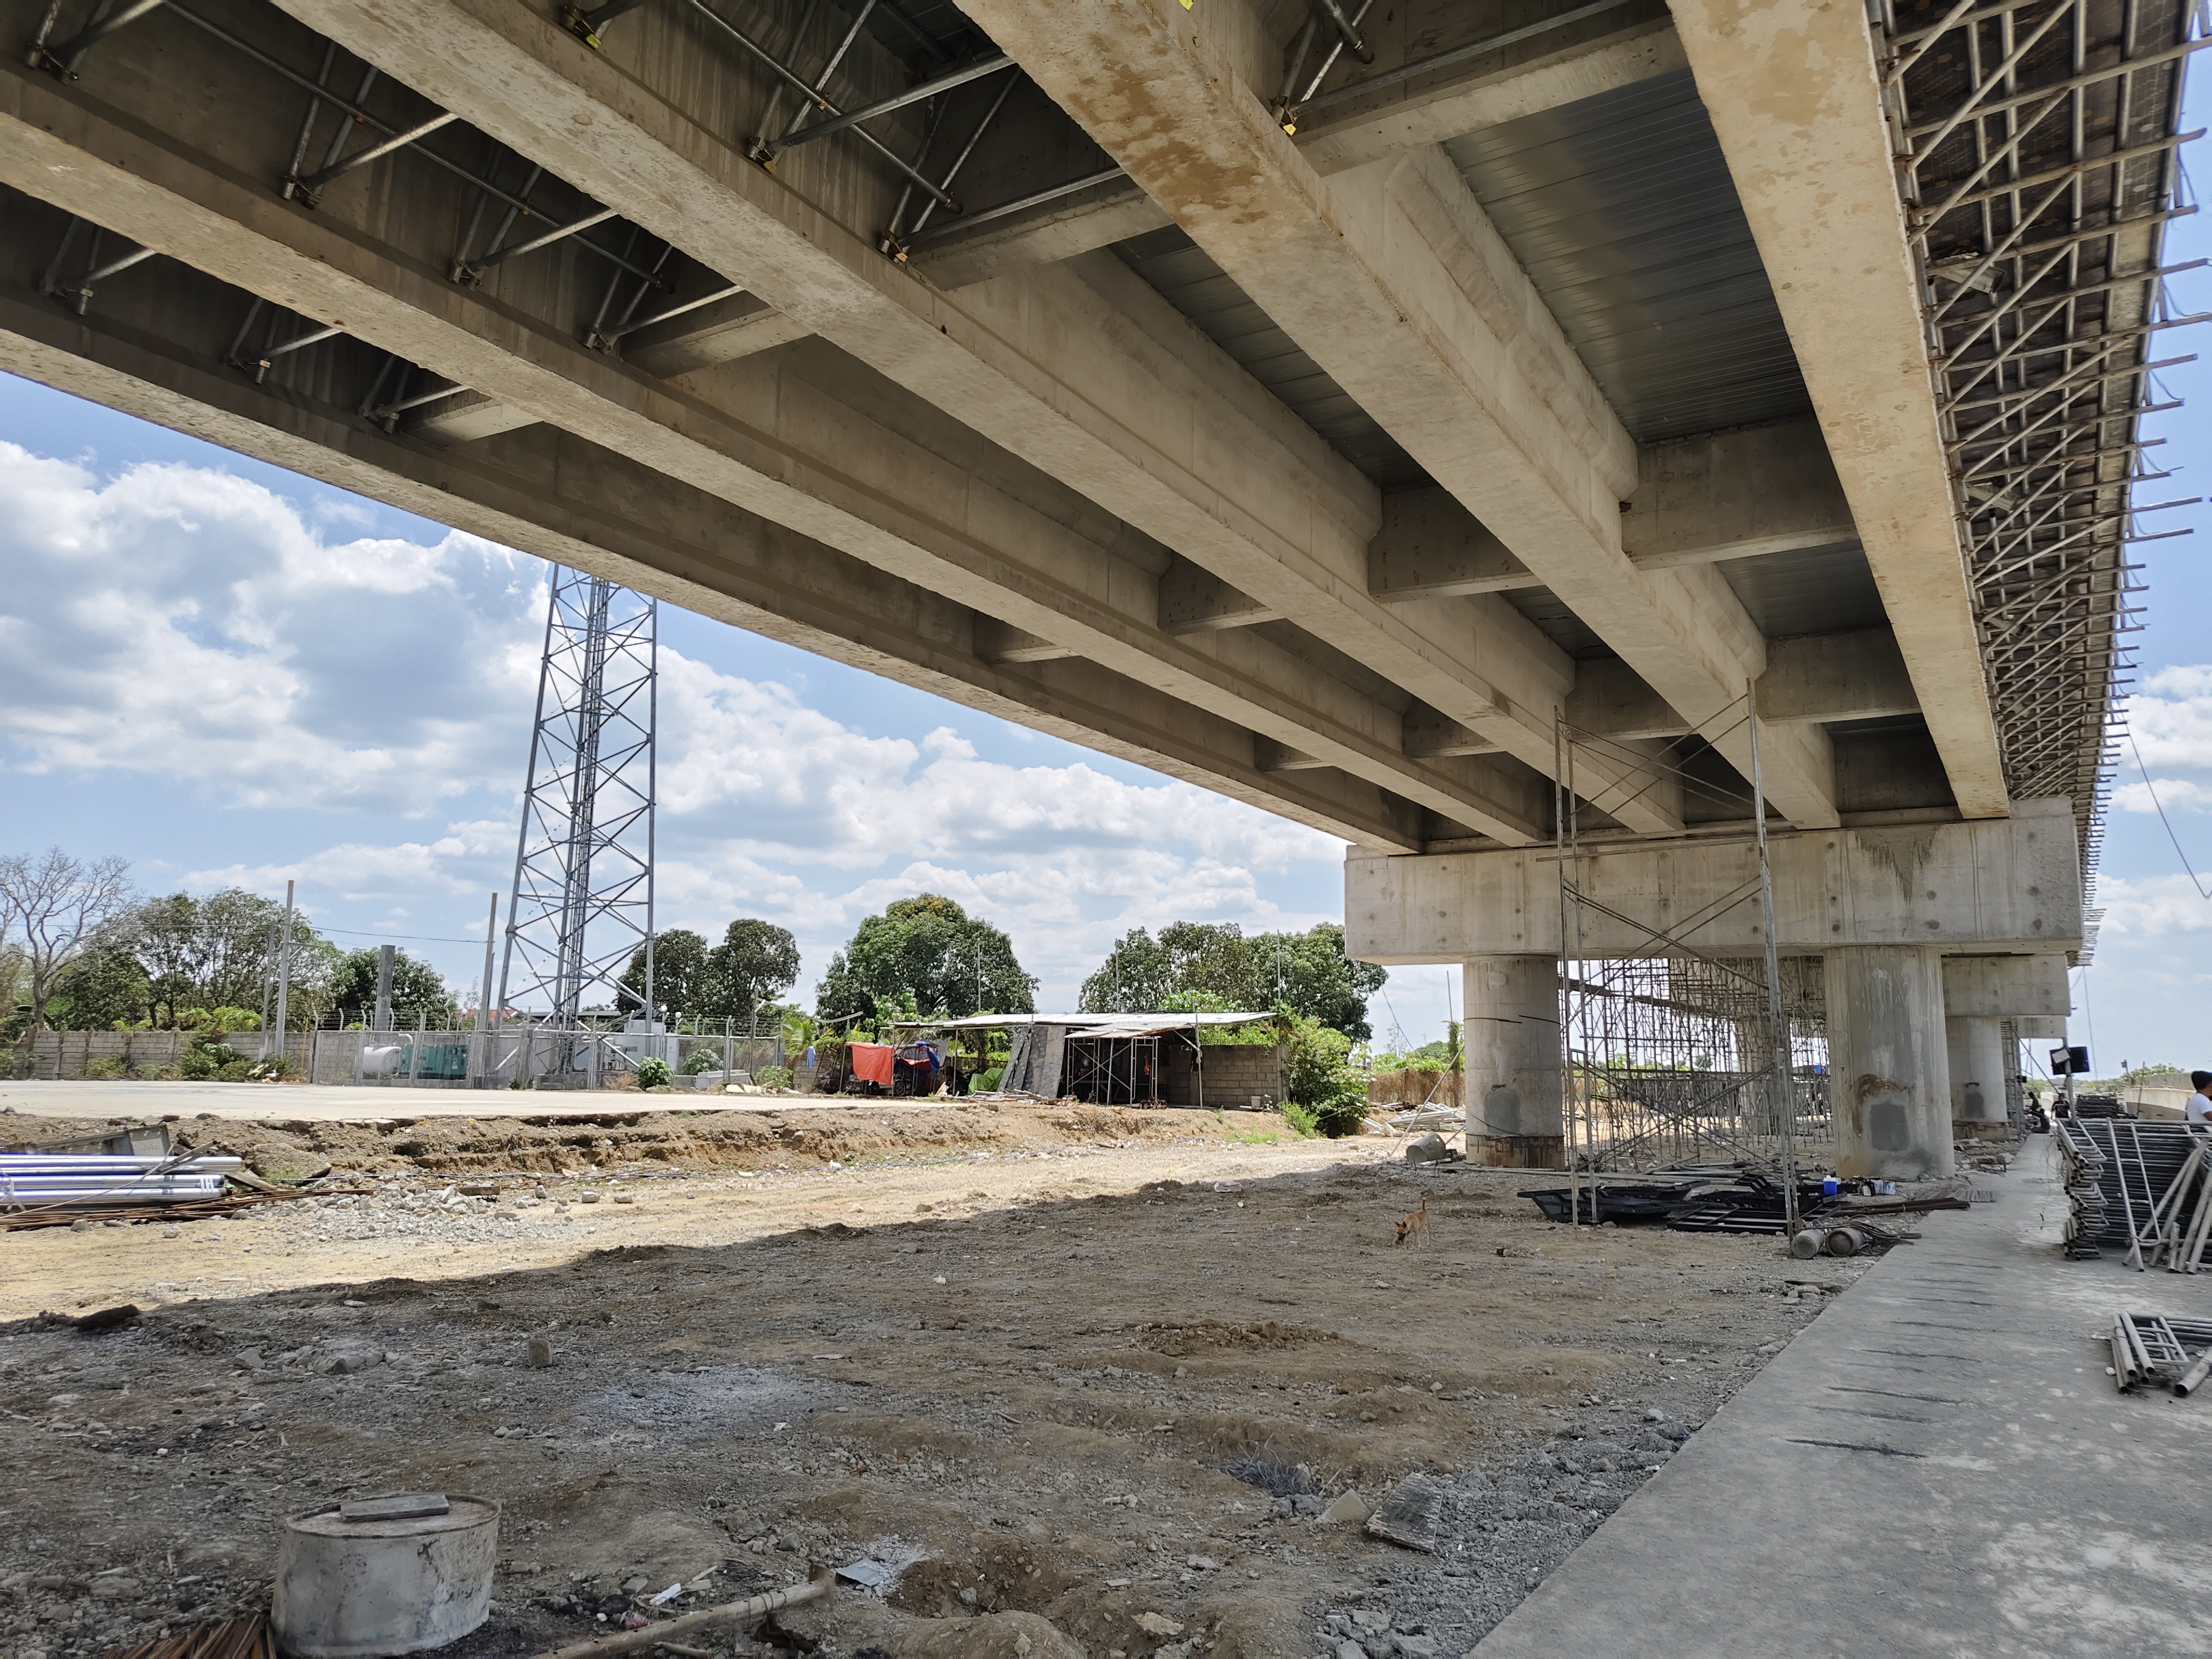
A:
887 1011 1277 1037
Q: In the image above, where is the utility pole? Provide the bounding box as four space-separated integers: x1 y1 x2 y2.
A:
272 879 296 1071
258 920 278 1054
477 892 499 1031
374 942 395 1032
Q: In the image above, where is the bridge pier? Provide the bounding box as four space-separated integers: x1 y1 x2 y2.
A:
1350 805 2084 1183
1825 946 1953 1181
1945 1016 2013 1141
1461 954 1563 1170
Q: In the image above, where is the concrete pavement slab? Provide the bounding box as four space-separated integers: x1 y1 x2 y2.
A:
1474 1135 2212 1656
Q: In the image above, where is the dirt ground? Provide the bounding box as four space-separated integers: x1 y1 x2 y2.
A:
0 1094 1864 1659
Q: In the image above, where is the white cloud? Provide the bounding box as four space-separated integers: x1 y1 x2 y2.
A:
0 444 541 812
1 440 1350 1010
2126 664 2212 773
2092 872 2212 937
2111 777 2212 815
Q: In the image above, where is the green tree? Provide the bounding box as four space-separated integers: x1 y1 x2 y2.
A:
49 944 152 1029
111 889 336 1028
1080 920 1386 1038
616 928 711 1025
699 919 801 1029
1281 1014 1371 1137
329 948 454 1028
816 894 1036 1023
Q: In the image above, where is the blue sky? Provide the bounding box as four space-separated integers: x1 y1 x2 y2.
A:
3 110 2209 1068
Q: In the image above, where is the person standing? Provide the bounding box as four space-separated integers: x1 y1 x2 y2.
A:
2187 1071 2212 1124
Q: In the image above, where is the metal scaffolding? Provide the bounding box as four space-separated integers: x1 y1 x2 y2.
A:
1554 699 1827 1217
496 569 659 1033
1872 0 2203 924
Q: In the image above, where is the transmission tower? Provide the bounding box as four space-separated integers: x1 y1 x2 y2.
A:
496 568 657 1031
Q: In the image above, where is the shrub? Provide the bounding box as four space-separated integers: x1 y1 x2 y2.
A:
215 1058 252 1082
756 1064 794 1090
679 1046 724 1075
83 1055 135 1081
636 1056 672 1090
181 1040 237 1081
1283 1015 1371 1138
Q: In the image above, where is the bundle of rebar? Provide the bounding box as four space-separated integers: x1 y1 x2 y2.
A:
2055 1120 2212 1263
103 1611 273 1659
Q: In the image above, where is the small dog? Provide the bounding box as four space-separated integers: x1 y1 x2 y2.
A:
1394 1194 1430 1249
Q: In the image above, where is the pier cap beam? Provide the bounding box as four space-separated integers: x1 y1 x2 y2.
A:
1347 800 2080 964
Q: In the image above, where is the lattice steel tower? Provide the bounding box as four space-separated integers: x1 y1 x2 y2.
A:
496 568 657 1028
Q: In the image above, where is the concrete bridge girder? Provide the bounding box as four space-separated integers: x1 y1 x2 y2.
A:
3 0 1923 849
0 268 1445 852
244 0 1689 836
249 0 1887 837
954 0 1847 832
1 53 1593 845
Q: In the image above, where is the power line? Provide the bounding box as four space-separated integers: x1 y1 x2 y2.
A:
2128 729 2212 898
320 925 489 946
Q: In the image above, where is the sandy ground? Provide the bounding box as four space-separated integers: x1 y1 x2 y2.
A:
0 1092 1860 1659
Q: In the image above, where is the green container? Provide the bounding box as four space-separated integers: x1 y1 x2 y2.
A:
417 1043 471 1081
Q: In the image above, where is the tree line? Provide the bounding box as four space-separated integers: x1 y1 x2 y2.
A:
0 848 462 1037
8 848 1391 1044
621 898 1384 1041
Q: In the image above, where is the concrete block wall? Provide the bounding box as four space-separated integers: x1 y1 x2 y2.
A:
24 1029 187 1077
1158 1043 1283 1108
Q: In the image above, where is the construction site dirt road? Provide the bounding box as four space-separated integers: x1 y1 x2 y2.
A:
0 1098 1856 1658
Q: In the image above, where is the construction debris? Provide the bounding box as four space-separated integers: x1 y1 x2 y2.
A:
1522 1165 1826 1235
101 1612 275 1659
532 1574 832 1659
2105 1311 2212 1395
1523 1162 1971 1237
1 1192 294 1232
1365 1474 1446 1554
2 1150 245 1204
1388 1104 1462 1135
0 1142 307 1230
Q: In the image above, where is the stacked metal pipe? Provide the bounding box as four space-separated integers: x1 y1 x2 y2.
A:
2109 1311 2212 1395
0 1152 244 1209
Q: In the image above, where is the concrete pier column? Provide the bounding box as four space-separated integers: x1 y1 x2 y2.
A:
1823 946 1954 1179
1462 955 1563 1169
1946 1015 2011 1139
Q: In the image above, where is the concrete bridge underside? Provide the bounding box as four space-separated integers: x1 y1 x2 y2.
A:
1 0 2181 1175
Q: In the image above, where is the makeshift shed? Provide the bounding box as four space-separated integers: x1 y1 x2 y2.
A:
892 1012 1279 1105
